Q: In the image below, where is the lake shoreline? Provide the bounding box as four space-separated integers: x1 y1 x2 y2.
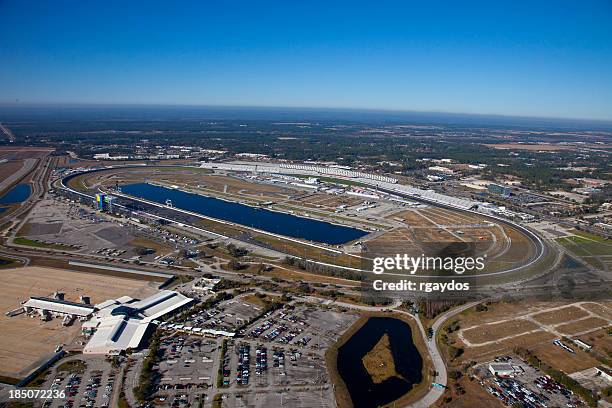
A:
326 312 433 408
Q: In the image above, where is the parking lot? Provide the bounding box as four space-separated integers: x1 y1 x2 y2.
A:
476 356 584 408
156 335 221 389
218 388 334 408
41 358 116 408
169 297 264 334
245 304 359 350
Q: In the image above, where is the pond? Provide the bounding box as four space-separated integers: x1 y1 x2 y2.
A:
121 183 368 245
336 316 423 408
0 183 31 205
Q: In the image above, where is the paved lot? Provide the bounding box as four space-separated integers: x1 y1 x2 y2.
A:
34 356 117 408
475 356 584 408
245 304 358 350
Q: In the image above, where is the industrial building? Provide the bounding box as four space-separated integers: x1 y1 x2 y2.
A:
488 363 516 378
23 294 94 319
596 366 612 382
83 290 194 355
487 183 512 198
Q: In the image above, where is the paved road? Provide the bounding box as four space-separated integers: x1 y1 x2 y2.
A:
396 301 482 408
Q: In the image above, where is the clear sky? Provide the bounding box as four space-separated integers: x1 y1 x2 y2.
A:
1 0 611 120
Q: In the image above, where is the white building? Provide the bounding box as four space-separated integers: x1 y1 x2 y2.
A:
596 366 612 382
488 363 516 377
23 296 94 318
83 290 193 355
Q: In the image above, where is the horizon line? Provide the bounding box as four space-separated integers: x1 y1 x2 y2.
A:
1 102 612 125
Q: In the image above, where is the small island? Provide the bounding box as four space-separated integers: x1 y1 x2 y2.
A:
361 333 403 384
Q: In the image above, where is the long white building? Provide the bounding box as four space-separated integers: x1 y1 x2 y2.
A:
23 296 95 318
83 290 193 355
199 161 479 210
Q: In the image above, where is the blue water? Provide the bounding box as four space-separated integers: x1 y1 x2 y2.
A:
122 183 368 245
337 317 423 408
0 184 31 204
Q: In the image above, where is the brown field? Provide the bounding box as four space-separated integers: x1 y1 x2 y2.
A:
298 193 363 210
0 160 25 181
388 210 436 227
0 266 158 378
128 236 174 254
532 306 589 325
461 319 540 344
0 147 53 160
577 328 612 356
556 317 610 336
531 342 600 374
580 302 612 320
459 331 557 363
415 227 458 242
419 207 482 225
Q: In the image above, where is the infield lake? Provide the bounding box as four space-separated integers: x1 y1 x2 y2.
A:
122 183 368 245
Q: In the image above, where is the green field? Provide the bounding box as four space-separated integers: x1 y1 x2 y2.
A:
13 237 74 250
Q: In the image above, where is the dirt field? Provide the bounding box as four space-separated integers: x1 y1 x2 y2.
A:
556 317 610 336
0 160 25 181
461 319 540 344
388 209 437 227
0 147 53 160
530 342 600 374
532 306 589 325
448 301 612 376
0 266 158 379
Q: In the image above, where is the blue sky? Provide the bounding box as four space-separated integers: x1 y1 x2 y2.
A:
1 0 611 120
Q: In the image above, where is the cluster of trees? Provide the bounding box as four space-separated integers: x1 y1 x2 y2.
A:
216 339 228 388
226 243 248 258
283 256 364 281
133 333 161 403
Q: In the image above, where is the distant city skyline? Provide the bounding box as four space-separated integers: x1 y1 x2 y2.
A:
1 1 611 121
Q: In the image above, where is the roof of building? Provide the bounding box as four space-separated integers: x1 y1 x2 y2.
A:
24 296 95 317
83 290 193 354
489 363 515 372
596 365 612 376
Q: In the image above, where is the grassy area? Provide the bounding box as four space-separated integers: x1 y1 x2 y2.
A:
6 402 35 408
573 230 612 243
118 393 130 408
212 394 223 408
362 333 400 384
0 256 20 269
13 237 74 250
558 235 612 256
216 340 228 388
57 360 87 374
25 368 51 387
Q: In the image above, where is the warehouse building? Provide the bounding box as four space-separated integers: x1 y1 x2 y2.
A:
488 363 516 378
23 296 95 319
83 290 193 355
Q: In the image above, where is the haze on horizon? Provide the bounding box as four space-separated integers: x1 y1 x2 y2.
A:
0 0 611 121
